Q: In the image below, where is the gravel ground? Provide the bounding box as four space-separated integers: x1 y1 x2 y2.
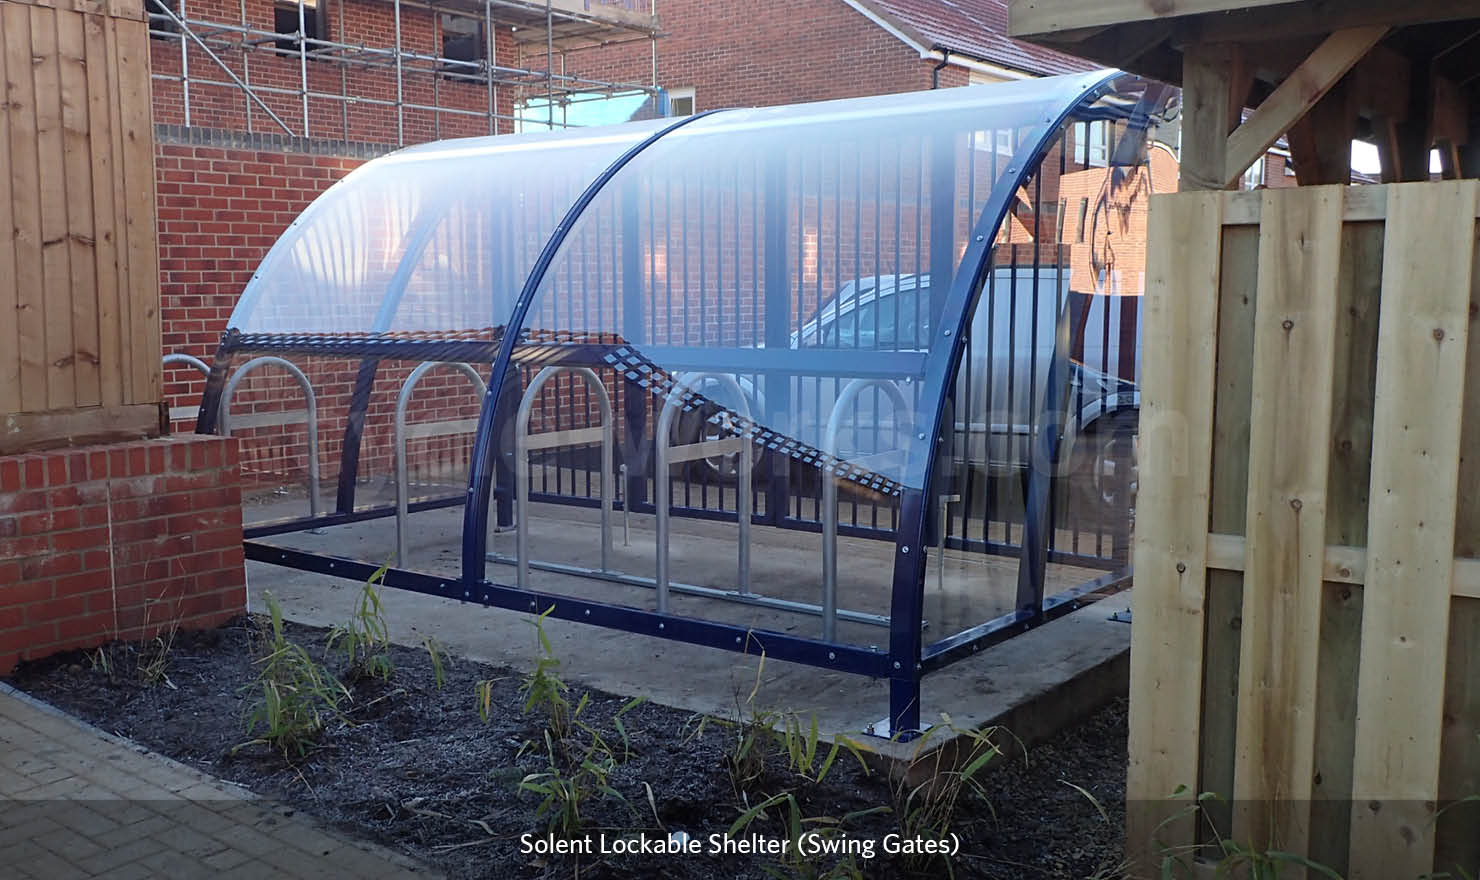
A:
7 615 1129 879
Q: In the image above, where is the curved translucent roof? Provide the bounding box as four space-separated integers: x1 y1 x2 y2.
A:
231 119 671 337
509 71 1117 493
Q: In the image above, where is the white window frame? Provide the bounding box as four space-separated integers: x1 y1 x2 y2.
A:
667 87 696 117
1074 120 1110 167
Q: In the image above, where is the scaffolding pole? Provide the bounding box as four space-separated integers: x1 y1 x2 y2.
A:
147 0 661 141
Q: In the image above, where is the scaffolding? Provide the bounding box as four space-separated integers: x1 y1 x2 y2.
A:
147 0 662 143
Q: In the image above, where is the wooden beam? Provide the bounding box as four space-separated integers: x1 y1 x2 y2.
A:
1288 80 1358 185
1232 186 1345 853
0 403 163 454
1180 43 1244 191
1008 0 1298 39
1223 26 1388 187
1206 532 1480 599
1429 75 1468 179
1126 190 1225 865
1187 0 1480 45
1349 181 1476 878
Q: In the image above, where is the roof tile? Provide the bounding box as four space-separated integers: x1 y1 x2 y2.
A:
864 0 1095 77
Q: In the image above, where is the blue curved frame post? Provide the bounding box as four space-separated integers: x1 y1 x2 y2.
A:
461 110 727 586
884 71 1122 738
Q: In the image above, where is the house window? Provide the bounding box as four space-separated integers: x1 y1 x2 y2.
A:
1240 156 1266 190
1074 120 1110 167
666 87 695 117
274 0 326 54
440 13 484 78
144 0 180 38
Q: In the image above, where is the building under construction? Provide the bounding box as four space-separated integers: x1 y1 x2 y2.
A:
147 0 663 143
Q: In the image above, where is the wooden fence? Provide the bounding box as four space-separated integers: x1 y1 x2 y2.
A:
1 0 161 453
1128 182 1480 879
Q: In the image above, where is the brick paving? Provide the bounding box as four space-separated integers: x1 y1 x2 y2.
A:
0 683 438 879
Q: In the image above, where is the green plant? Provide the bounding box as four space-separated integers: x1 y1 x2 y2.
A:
135 629 177 689
518 728 626 836
237 592 349 758
728 790 888 880
889 716 1002 878
519 606 574 741
777 711 869 784
688 649 868 800
1151 786 1344 879
88 646 113 678
422 637 447 690
326 563 394 681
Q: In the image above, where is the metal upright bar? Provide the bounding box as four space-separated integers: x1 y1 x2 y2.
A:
338 0 348 140
485 0 496 135
239 0 251 132
394 0 404 145
297 0 309 136
180 0 190 126
545 0 555 130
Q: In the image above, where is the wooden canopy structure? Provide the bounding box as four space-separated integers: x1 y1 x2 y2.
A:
1009 3 1480 879
1010 0 1480 188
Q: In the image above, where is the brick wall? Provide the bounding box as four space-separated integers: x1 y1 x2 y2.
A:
150 0 523 144
156 131 375 415
0 436 246 675
576 0 964 109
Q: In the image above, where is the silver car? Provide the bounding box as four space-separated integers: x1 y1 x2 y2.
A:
674 271 1139 521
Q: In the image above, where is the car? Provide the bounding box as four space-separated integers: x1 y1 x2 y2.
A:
670 270 1140 525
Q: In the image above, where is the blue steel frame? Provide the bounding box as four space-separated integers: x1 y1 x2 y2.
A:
203 74 1140 739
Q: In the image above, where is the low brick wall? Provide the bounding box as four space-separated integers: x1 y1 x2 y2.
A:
0 436 246 674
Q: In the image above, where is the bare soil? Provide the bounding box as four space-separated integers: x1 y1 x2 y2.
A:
7 616 1128 879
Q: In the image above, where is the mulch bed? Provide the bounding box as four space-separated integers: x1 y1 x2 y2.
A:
7 615 1128 879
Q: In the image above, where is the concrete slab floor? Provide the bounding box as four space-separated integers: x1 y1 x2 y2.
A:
243 494 1132 757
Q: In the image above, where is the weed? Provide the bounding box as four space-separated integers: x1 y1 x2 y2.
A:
475 678 496 724
518 728 626 836
88 646 112 678
889 716 1001 877
519 606 573 742
135 620 179 689
326 563 394 682
237 592 349 758
689 650 868 800
1151 786 1344 879
728 791 888 880
422 637 447 690
777 711 868 785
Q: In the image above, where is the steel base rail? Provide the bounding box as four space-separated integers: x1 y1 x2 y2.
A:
514 366 614 588
654 373 753 613
484 551 893 628
220 355 322 521
395 362 487 564
246 541 891 676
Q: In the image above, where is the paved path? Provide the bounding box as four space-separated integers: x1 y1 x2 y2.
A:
0 683 438 879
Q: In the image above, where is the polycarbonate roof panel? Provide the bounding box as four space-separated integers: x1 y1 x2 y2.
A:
512 71 1112 496
229 118 670 337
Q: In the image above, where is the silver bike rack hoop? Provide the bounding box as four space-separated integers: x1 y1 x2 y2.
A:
393 362 487 565
220 355 322 520
654 373 753 614
514 367 614 588
822 378 912 642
